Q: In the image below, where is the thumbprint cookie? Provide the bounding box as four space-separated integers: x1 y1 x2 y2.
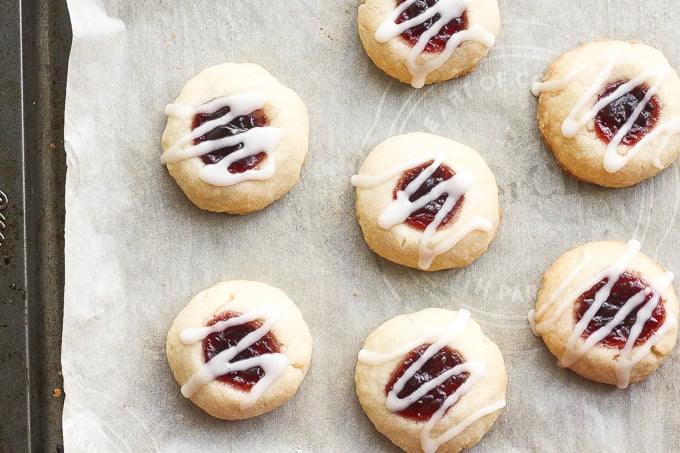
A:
161 63 309 213
166 280 313 419
355 308 507 453
351 133 500 271
533 40 680 187
358 0 500 88
529 240 679 388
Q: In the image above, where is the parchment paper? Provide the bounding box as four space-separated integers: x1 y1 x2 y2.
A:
62 1 680 451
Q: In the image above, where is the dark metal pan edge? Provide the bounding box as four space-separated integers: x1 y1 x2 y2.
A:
1 0 70 451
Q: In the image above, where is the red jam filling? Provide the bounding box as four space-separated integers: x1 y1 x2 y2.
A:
396 0 468 53
575 272 666 349
594 80 660 147
192 106 268 173
202 312 280 391
394 161 463 231
386 344 468 421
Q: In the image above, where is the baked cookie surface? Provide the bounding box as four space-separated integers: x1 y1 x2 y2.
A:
351 132 500 271
529 240 679 388
533 40 680 188
161 63 309 213
358 0 500 88
166 280 313 419
355 308 507 453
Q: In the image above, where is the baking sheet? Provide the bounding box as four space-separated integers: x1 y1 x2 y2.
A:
63 1 680 451
0 0 69 450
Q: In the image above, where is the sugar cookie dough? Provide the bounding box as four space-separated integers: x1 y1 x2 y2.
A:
351 132 500 271
529 240 679 388
358 0 500 88
166 280 313 419
355 308 507 453
161 63 309 213
533 40 680 188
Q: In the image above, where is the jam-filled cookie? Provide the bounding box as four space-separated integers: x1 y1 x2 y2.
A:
355 308 507 453
166 281 313 419
533 40 680 188
161 63 309 213
529 240 679 388
358 0 500 88
351 133 500 271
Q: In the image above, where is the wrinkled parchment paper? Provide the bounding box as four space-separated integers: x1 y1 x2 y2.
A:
63 1 680 451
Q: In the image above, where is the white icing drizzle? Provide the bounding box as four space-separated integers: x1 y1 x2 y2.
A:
375 0 495 88
528 248 594 336
614 272 676 387
532 52 680 173
358 310 505 453
421 400 506 453
528 240 677 389
179 305 288 408
351 155 492 270
161 91 282 186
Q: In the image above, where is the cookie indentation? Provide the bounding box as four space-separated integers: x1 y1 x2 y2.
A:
396 0 468 53
386 344 469 421
575 272 666 349
203 312 281 391
394 161 463 231
193 106 269 174
595 80 660 147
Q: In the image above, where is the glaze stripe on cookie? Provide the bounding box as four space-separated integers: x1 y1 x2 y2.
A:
376 0 495 88
528 240 678 389
532 53 680 173
358 310 506 453
162 91 282 186
352 155 492 270
613 272 676 387
179 304 288 408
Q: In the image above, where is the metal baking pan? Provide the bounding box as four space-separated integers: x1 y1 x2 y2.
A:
0 0 70 450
